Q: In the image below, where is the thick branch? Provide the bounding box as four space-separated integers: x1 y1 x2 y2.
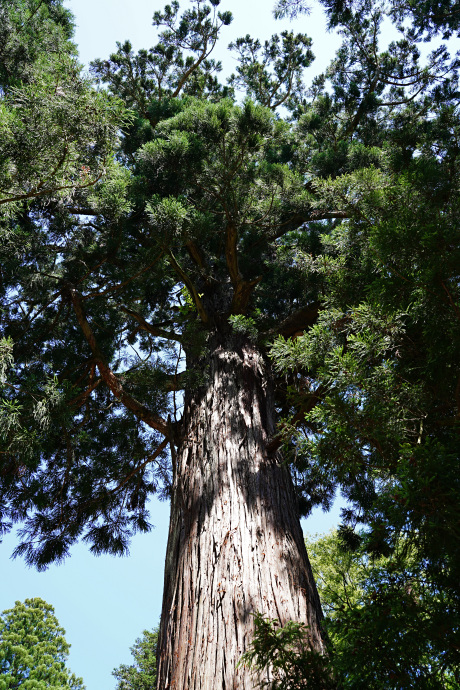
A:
120 306 183 343
343 76 379 138
225 221 260 313
70 290 169 437
264 303 319 339
186 240 207 271
249 210 349 252
168 251 210 324
225 221 240 286
230 276 262 315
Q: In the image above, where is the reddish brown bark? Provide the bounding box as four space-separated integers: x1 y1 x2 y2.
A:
157 335 325 689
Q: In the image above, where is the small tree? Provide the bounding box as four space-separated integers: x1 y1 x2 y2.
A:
239 612 334 689
112 627 158 690
0 597 85 690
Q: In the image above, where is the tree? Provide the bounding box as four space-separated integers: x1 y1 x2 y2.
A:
1 0 458 687
112 627 158 690
0 597 85 690
308 532 460 688
2 2 326 686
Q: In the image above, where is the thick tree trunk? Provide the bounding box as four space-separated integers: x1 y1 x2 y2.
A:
157 335 325 689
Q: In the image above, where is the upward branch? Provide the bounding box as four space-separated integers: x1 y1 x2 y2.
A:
70 290 169 437
167 251 210 324
225 221 261 314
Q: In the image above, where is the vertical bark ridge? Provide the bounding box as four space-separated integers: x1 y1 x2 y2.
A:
157 335 325 689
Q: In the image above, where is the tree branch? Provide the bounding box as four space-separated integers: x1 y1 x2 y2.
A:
225 221 240 286
120 306 183 343
0 169 105 206
167 251 210 324
225 221 260 313
70 290 169 437
268 383 325 454
263 303 319 339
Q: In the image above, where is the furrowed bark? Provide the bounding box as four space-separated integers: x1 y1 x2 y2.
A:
157 333 325 689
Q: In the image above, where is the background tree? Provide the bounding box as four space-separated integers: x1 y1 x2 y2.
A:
244 530 459 687
307 531 459 688
112 627 158 690
0 597 85 690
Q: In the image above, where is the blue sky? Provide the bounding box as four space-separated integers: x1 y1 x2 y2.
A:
0 2 343 688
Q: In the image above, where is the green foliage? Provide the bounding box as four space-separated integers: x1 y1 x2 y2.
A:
239 612 334 689
112 627 158 690
0 597 85 689
229 30 314 110
0 0 123 215
0 83 311 565
229 314 258 340
307 530 460 688
0 0 75 88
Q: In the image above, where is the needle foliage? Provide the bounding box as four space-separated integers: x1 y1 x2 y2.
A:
0 598 84 690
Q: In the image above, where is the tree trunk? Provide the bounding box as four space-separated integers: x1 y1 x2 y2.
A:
157 334 325 689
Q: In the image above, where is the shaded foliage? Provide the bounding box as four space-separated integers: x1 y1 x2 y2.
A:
245 531 459 688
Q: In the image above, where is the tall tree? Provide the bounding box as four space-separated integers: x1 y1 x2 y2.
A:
0 0 458 687
1 2 326 686
0 597 85 689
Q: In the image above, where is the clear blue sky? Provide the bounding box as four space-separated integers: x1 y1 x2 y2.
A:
0 2 343 689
